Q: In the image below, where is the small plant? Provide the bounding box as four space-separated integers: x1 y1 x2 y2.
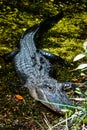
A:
73 40 87 71
73 40 87 129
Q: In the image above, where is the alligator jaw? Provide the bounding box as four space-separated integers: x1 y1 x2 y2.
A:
27 79 72 113
36 87 71 112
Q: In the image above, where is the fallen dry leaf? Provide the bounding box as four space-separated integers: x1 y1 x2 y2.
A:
15 94 26 104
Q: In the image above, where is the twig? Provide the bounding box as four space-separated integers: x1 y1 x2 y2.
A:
71 98 87 101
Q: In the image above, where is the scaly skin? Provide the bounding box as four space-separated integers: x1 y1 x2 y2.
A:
13 24 71 112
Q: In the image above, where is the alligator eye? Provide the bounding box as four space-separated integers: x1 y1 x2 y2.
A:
48 86 52 90
46 85 53 90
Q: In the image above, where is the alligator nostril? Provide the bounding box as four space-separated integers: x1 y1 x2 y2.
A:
60 82 71 91
64 83 71 87
63 82 77 90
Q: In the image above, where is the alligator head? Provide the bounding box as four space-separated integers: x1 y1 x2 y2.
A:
25 78 72 113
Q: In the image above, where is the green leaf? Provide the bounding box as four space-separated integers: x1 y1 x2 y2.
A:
76 64 87 70
84 90 87 96
85 51 87 56
73 54 85 62
83 40 87 51
75 88 82 95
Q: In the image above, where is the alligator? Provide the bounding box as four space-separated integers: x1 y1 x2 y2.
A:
4 11 77 112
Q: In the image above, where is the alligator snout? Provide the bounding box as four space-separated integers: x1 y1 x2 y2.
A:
29 79 72 112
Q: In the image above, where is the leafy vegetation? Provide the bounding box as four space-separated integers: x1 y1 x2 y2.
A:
0 0 87 129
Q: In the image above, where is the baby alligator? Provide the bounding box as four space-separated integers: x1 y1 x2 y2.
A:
5 12 76 112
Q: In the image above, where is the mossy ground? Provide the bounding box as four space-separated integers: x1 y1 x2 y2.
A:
0 2 87 129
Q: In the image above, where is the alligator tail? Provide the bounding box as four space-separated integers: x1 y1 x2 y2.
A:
34 11 64 46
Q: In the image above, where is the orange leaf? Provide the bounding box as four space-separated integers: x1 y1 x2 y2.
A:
15 94 24 100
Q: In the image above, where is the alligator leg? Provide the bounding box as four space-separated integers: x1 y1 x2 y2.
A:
3 50 19 62
38 49 70 67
